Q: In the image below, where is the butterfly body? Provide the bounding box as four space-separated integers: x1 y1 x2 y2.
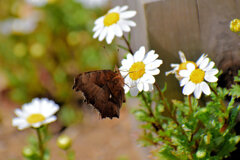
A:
73 70 125 119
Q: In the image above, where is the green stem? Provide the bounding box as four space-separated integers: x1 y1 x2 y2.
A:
188 95 193 113
65 150 74 160
122 35 134 54
154 83 189 139
36 128 44 160
209 85 226 113
140 93 179 149
141 93 163 131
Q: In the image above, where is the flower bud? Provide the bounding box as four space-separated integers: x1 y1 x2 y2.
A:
230 19 240 33
30 43 45 58
57 135 72 150
156 104 164 113
204 132 211 145
134 110 147 121
22 146 34 157
196 149 206 158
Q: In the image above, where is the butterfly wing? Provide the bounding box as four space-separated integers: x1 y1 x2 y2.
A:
73 70 124 119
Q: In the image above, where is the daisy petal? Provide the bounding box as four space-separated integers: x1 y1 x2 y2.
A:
196 54 207 66
206 69 218 76
143 83 149 91
203 61 215 71
121 58 132 70
204 75 218 82
146 69 160 75
142 74 155 84
119 21 130 32
120 5 128 12
14 109 25 118
134 46 145 62
145 60 162 70
93 24 102 32
194 84 202 99
130 87 139 96
137 83 143 92
201 82 211 95
32 122 42 128
125 54 134 64
120 11 137 19
44 116 57 124
94 17 104 25
186 63 196 72
106 28 115 44
108 6 120 13
143 50 159 64
179 70 190 77
199 58 209 69
148 84 153 91
113 24 123 37
165 69 177 76
123 20 136 27
98 27 107 41
171 64 179 68
124 85 130 93
180 77 190 87
183 82 196 95
178 51 186 62
93 28 102 39
12 118 26 127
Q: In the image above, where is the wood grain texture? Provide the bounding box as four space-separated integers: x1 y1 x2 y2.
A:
197 0 240 68
113 0 240 98
237 0 240 15
144 0 202 99
112 0 149 52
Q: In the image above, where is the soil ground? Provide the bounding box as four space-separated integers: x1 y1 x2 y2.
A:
0 97 151 160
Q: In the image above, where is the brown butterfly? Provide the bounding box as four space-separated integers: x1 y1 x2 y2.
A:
73 68 126 119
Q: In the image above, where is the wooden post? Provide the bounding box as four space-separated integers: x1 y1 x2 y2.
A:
113 0 240 99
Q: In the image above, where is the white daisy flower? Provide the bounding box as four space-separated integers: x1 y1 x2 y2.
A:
0 13 40 35
93 5 136 44
12 98 59 130
179 54 218 99
165 51 197 80
120 46 163 96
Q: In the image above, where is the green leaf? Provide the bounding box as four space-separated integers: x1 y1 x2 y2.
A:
229 84 240 98
158 146 181 160
228 105 240 130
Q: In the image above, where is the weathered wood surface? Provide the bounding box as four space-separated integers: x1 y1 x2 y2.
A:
112 0 149 52
113 0 240 99
197 0 240 68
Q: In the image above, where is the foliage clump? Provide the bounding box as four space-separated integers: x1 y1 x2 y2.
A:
133 71 240 160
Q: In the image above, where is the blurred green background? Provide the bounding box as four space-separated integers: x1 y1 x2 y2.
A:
0 0 118 125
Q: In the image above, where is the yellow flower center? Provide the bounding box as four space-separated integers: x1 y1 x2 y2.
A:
27 113 45 124
177 61 197 75
178 61 196 70
190 69 205 84
103 12 120 26
129 62 146 80
230 19 240 32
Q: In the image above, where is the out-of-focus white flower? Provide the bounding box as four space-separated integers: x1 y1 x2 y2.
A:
12 98 59 130
179 54 218 99
0 13 40 35
75 0 109 8
93 5 136 44
25 0 48 7
165 51 197 80
120 46 163 96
